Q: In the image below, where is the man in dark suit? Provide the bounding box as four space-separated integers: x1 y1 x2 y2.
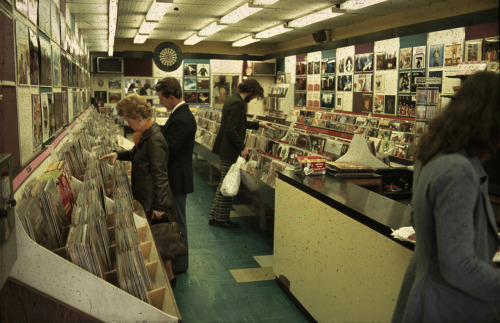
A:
155 77 197 273
209 78 270 228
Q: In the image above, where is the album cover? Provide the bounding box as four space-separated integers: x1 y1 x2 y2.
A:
296 77 307 91
313 61 320 74
378 140 395 154
321 76 335 91
373 94 385 114
50 2 60 45
483 37 499 61
15 20 30 85
307 61 313 75
109 92 121 104
321 58 333 74
376 51 385 70
47 94 56 137
336 95 343 110
184 91 196 103
108 77 121 90
60 13 66 49
184 77 197 91
374 74 384 93
344 56 354 72
28 28 39 85
197 64 209 77
37 0 51 35
411 71 425 92
399 47 412 69
197 78 209 90
413 46 426 69
384 95 396 115
337 57 345 73
60 53 68 86
32 94 42 148
15 0 27 16
52 45 60 87
429 44 444 67
62 91 68 125
320 93 334 109
337 75 352 91
463 39 481 62
393 143 408 159
53 92 63 131
415 121 427 134
398 95 415 117
416 105 427 119
362 94 372 113
40 93 49 141
184 63 196 76
294 92 306 107
398 72 410 93
444 43 462 66
353 73 372 92
355 53 374 72
198 92 209 105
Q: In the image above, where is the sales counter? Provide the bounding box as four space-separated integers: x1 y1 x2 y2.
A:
274 170 414 322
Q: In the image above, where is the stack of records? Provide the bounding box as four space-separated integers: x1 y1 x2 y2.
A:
326 161 376 177
114 197 152 303
60 140 86 180
113 161 133 205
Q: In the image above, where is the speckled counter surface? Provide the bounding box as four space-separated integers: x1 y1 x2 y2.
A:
273 171 414 322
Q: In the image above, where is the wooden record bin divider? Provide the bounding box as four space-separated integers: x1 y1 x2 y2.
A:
50 177 180 319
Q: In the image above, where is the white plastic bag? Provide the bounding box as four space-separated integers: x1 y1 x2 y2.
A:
221 156 246 197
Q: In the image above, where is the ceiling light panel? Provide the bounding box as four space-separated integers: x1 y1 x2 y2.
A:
134 33 148 44
255 24 292 39
138 21 159 34
288 7 344 28
184 34 206 45
221 3 263 24
146 0 173 21
232 36 260 47
199 22 229 36
341 0 388 10
252 0 279 5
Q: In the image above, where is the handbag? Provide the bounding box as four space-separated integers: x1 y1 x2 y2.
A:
220 156 246 197
150 211 188 261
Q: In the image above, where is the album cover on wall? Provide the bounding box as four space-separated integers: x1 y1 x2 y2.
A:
28 27 39 85
50 2 60 45
198 92 209 105
384 95 396 115
398 72 410 93
108 77 121 90
374 74 384 93
197 78 209 90
27 0 37 25
373 94 384 114
197 64 209 76
38 0 51 36
344 56 354 72
483 37 499 61
355 53 373 72
321 58 335 74
337 75 352 91
39 36 52 85
411 71 425 92
60 53 68 86
32 94 42 149
62 91 68 125
398 95 415 117
184 77 197 90
444 43 462 66
295 77 306 91
294 92 306 107
15 20 30 85
184 91 196 103
184 63 196 76
15 0 27 16
53 92 63 131
52 45 60 87
413 46 426 69
399 47 412 69
320 93 334 109
464 39 481 62
337 57 345 73
353 73 372 92
321 76 335 91
60 14 67 49
429 44 444 67
40 93 49 141
47 94 56 137
72 91 78 116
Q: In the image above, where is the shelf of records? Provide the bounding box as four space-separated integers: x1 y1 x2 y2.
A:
14 112 179 319
415 87 440 125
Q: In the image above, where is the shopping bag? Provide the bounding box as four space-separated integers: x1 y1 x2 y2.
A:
150 211 188 261
220 156 246 197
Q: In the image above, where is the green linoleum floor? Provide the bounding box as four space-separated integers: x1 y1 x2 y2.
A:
172 160 308 323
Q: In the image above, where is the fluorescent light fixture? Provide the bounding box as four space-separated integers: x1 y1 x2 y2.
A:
232 36 261 47
146 0 173 21
108 0 118 56
199 22 228 37
252 0 279 5
255 24 292 39
184 34 206 45
134 33 148 44
221 3 263 24
138 20 159 34
341 0 387 10
288 7 344 28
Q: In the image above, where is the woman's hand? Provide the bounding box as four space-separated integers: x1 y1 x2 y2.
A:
259 121 273 128
240 147 249 159
100 152 118 165
152 210 165 219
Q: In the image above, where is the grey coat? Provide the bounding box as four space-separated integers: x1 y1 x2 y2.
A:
392 150 500 323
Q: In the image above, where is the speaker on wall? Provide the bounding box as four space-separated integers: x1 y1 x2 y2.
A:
313 30 327 43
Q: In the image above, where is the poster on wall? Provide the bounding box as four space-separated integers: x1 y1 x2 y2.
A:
444 43 462 66
483 37 499 61
52 45 60 86
398 72 410 93
15 0 27 16
413 46 426 69
40 93 49 141
353 74 372 92
184 63 197 76
398 95 415 117
374 74 384 93
354 53 373 73
28 27 39 85
39 36 52 86
27 0 38 25
32 94 42 149
464 39 482 62
15 20 30 85
399 48 412 69
38 0 50 36
384 95 396 115
373 94 384 114
429 44 444 67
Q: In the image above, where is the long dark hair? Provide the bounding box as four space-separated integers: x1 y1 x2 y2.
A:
416 71 500 165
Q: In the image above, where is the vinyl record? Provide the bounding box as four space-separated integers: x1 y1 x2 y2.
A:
154 42 182 72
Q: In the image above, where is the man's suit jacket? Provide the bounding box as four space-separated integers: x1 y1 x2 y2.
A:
392 150 500 323
212 94 259 163
161 104 197 196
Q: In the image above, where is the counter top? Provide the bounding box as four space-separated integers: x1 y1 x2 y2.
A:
278 170 413 249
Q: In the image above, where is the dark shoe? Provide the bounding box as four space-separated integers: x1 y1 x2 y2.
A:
209 218 214 226
169 277 177 288
174 270 187 275
213 220 239 228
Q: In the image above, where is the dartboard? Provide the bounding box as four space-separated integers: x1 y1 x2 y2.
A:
154 42 183 72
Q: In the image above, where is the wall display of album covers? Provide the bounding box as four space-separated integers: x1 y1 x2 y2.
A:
444 43 462 66
413 46 426 69
15 0 27 16
28 27 39 85
353 74 372 92
410 71 425 92
429 44 444 67
376 50 397 70
295 61 306 75
40 93 49 141
354 53 373 72
38 0 51 36
15 20 30 85
27 0 38 25
484 37 499 61
32 93 42 149
39 35 52 86
400 47 412 69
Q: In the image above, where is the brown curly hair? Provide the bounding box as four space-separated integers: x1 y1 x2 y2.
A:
116 94 152 120
238 78 264 100
416 71 500 165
